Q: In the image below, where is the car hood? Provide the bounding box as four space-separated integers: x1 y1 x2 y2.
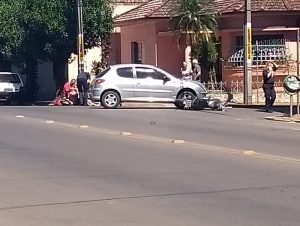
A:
182 80 207 93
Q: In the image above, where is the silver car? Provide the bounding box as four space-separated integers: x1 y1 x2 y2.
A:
90 64 207 109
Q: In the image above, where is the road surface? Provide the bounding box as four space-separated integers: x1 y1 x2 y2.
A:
0 105 300 226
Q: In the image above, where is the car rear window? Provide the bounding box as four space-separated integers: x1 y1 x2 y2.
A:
0 73 21 83
117 67 133 78
96 67 110 78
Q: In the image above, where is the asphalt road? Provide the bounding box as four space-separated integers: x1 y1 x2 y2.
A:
0 105 300 226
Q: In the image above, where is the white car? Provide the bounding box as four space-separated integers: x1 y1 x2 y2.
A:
0 72 24 104
90 64 207 109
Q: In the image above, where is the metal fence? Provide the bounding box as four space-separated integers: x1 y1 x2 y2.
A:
202 81 228 93
227 35 289 68
203 80 284 94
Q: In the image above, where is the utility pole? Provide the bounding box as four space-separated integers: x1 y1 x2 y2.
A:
243 0 252 104
297 28 299 115
77 0 85 74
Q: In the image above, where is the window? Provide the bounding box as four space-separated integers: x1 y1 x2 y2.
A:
227 35 288 67
117 67 133 78
235 35 285 51
131 41 143 64
0 73 21 83
96 67 110 78
136 67 165 80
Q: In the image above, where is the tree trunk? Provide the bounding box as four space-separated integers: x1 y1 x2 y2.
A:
25 56 38 103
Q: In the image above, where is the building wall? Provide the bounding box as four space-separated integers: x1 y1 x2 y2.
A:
36 62 56 100
219 12 300 30
68 47 102 81
119 20 186 76
121 22 157 65
110 32 121 65
12 62 56 101
220 12 300 85
156 34 185 77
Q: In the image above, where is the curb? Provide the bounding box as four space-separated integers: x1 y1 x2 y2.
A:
228 103 294 108
265 115 300 123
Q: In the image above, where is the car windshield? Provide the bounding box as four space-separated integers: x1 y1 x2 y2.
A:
96 67 110 78
0 73 21 83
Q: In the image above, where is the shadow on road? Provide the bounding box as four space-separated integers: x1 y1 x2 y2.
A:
254 106 299 115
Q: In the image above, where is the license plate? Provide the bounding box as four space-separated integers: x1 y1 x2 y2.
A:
4 88 13 92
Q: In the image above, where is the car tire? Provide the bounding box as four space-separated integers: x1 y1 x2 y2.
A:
101 90 120 109
175 90 196 109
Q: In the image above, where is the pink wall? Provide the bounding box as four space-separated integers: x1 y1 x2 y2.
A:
220 12 300 84
117 12 299 83
119 20 185 77
223 68 291 89
110 33 121 65
156 35 185 77
219 12 300 30
120 22 157 65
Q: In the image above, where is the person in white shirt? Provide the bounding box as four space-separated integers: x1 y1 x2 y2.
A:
181 61 192 80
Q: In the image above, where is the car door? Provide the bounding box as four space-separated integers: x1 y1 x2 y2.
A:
115 67 135 100
134 66 174 101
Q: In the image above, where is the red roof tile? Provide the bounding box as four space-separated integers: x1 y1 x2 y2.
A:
115 0 300 22
111 0 148 3
115 0 172 22
217 0 300 13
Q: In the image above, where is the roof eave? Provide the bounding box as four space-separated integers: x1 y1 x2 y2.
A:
114 17 169 27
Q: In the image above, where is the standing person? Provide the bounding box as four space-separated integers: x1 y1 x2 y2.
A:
181 61 192 80
192 59 201 81
263 61 278 113
77 71 90 106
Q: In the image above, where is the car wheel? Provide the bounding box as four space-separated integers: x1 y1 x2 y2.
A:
101 91 120 109
176 90 196 109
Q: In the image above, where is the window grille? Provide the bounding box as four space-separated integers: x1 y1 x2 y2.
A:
227 35 288 67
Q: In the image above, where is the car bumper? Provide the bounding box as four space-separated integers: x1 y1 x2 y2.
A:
0 92 20 102
90 89 102 102
196 92 207 99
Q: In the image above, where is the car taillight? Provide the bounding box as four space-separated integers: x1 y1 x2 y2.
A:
95 79 105 84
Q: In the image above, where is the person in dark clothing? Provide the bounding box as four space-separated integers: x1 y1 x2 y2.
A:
77 71 90 106
263 61 278 113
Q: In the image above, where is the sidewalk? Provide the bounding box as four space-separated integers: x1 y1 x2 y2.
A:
228 102 298 108
265 114 300 123
228 103 300 123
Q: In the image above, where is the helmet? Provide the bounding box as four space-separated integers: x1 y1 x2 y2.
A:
192 59 198 64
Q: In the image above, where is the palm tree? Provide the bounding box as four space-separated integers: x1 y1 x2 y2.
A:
169 0 219 82
169 0 218 46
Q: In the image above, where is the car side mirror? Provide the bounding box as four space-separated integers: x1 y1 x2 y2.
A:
163 76 170 83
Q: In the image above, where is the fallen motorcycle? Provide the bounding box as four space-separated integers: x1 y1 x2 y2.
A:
174 95 232 111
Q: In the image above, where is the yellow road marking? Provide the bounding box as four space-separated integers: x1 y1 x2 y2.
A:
12 115 300 165
241 150 257 156
120 132 132 136
172 140 185 144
